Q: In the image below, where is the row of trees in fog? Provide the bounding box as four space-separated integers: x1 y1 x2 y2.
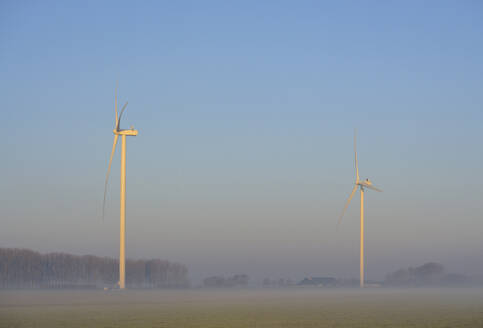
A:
0 248 189 289
385 262 479 286
203 274 249 287
2 248 481 289
258 262 482 288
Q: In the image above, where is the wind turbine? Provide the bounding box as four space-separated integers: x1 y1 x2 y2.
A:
338 130 381 288
103 84 138 290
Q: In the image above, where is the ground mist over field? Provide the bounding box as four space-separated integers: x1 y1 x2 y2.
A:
3 247 482 289
1 288 482 327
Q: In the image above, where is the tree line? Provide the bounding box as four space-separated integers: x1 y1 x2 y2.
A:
203 274 249 287
0 248 189 289
385 262 483 287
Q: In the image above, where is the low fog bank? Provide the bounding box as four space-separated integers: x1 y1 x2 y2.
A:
2 247 483 289
384 262 483 287
202 262 483 288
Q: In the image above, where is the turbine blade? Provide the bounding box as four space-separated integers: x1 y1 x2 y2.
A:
115 82 118 128
364 184 382 192
116 101 128 130
337 184 358 227
354 128 359 182
102 134 119 219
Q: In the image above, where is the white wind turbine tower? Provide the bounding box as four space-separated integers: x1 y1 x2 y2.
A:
338 130 381 288
103 84 138 290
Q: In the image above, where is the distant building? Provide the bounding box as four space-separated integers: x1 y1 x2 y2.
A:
298 277 336 287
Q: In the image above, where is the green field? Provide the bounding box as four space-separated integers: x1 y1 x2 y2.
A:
1 288 482 327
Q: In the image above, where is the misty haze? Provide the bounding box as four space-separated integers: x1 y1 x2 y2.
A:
1 1 482 327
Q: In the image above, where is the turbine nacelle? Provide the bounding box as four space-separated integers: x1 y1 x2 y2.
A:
357 178 382 192
114 129 138 136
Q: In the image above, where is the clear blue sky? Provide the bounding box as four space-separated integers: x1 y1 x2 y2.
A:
1 1 482 282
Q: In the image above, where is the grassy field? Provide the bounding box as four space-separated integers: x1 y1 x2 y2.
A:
1 288 482 327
